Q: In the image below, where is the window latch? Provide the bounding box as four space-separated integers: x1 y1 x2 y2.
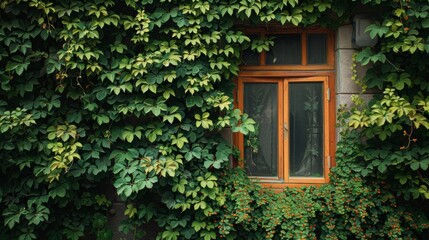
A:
284 123 288 138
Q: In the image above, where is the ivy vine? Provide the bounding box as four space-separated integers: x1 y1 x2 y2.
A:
1 0 429 239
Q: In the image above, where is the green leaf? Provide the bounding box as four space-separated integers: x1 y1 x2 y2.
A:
410 162 420 171
200 230 216 240
399 175 408 185
422 18 429 28
186 95 204 108
192 221 206 232
124 204 137 218
96 90 108 101
171 134 188 149
421 160 429 171
361 168 370 177
161 230 180 240
3 205 24 229
377 163 387 173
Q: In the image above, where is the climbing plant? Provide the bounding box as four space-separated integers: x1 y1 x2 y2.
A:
348 0 429 200
213 132 429 239
1 0 429 239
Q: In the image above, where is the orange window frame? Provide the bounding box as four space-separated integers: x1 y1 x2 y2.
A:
240 28 335 71
236 78 285 183
233 27 336 189
235 75 335 188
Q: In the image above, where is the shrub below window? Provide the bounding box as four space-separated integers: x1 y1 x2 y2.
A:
214 132 429 239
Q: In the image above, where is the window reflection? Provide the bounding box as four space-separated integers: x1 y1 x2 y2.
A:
266 34 301 65
307 34 327 64
244 83 278 177
289 83 324 177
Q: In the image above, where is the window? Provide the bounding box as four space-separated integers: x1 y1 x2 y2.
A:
240 28 335 70
234 28 335 188
266 34 302 65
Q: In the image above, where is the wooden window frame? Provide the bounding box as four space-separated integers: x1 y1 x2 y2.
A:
233 27 336 189
236 78 285 182
240 28 335 71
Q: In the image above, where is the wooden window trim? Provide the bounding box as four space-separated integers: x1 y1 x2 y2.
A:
234 27 336 189
302 32 308 66
236 78 285 182
234 73 335 189
239 28 335 71
285 76 330 185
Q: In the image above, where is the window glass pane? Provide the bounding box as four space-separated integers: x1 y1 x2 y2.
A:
266 34 301 65
241 35 260 66
289 82 324 177
244 83 278 177
307 34 327 64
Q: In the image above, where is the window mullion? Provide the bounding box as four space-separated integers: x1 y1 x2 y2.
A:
261 32 266 66
282 80 289 182
302 32 307 65
323 77 330 181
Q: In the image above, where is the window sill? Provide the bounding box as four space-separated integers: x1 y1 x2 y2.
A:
259 181 330 191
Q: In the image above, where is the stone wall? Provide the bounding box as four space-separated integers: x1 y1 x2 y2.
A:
335 24 373 140
336 24 372 108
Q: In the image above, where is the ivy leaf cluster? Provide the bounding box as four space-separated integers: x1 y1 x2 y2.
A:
0 0 343 239
348 0 429 201
1 0 429 239
213 132 429 239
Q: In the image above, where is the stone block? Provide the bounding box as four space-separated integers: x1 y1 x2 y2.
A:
336 49 365 94
336 24 353 50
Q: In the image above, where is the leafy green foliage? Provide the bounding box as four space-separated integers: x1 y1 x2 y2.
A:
1 0 429 239
0 0 265 237
213 133 429 239
348 0 429 201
